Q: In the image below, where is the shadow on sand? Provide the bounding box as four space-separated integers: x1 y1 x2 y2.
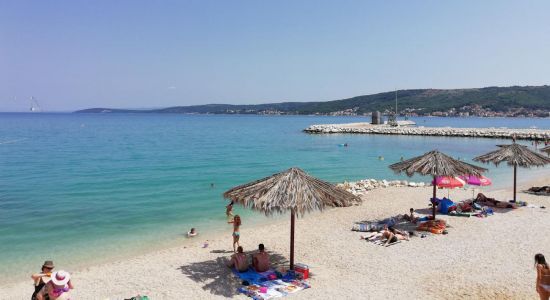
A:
177 250 289 297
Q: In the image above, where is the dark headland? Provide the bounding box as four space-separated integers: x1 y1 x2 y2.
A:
75 85 550 117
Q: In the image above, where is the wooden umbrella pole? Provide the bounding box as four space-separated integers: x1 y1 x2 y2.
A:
432 176 437 220
290 208 295 270
513 164 517 202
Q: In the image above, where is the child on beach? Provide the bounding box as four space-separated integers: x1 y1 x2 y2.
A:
403 208 418 223
229 215 241 253
226 201 234 223
535 253 550 300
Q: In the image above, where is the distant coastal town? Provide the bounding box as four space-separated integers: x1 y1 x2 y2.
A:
258 104 550 118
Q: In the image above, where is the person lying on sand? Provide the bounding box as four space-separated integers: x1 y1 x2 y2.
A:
388 226 409 241
362 225 408 246
475 193 515 208
226 246 249 272
252 244 270 272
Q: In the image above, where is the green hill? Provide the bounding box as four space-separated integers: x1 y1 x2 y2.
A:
75 85 550 115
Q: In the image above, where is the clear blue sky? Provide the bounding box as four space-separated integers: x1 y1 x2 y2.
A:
1 1 549 112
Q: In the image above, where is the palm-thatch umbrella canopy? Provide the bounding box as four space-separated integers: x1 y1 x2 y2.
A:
474 143 550 202
223 167 360 270
541 146 550 156
389 150 487 219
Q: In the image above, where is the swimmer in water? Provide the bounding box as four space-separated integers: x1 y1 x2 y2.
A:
378 156 384 161
187 228 197 237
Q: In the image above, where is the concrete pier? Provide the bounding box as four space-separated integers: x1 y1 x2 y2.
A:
303 122 550 140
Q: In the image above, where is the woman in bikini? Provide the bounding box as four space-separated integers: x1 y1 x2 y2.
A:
535 253 550 300
229 215 241 253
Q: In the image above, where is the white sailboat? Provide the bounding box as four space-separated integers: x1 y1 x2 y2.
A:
30 97 42 112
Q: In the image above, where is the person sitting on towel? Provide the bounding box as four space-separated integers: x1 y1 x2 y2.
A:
403 208 418 223
252 243 270 272
226 246 249 272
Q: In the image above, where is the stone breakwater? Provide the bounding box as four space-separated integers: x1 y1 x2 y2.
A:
337 178 427 196
304 123 550 140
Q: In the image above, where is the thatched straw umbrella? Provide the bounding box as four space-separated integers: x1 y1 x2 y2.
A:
541 146 550 156
389 150 487 219
223 167 360 270
474 143 550 202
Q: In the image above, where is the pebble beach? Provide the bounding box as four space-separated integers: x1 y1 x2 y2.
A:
2 175 548 300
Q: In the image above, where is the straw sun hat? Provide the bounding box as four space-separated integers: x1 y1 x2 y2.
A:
42 261 54 269
50 270 71 286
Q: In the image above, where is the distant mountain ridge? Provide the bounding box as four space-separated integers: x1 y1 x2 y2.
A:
75 85 550 116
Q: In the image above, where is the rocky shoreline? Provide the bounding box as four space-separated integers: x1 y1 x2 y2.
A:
337 178 427 195
304 123 550 140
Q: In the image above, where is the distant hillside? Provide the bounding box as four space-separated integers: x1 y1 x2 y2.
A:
75 85 550 115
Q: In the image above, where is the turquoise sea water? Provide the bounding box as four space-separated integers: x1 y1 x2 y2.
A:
1 114 549 279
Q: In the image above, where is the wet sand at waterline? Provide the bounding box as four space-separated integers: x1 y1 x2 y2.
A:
2 176 549 300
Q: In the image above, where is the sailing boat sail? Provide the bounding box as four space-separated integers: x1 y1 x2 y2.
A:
30 97 41 112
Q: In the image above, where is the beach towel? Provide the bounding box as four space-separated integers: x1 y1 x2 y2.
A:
352 217 398 232
448 211 471 217
238 278 310 300
369 239 401 247
352 222 384 232
232 268 277 285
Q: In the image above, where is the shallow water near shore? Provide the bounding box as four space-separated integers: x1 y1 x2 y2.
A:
0 113 549 280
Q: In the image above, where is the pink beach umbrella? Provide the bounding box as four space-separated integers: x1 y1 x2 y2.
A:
461 175 492 186
433 176 465 188
433 176 465 198
461 175 492 199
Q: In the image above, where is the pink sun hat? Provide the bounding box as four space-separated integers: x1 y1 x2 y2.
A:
50 270 71 286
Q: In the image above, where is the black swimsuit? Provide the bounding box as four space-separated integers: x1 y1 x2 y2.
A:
31 279 45 300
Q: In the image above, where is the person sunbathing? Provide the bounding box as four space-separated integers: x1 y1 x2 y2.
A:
252 244 270 272
382 227 398 246
476 193 515 208
389 226 410 241
226 246 249 272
